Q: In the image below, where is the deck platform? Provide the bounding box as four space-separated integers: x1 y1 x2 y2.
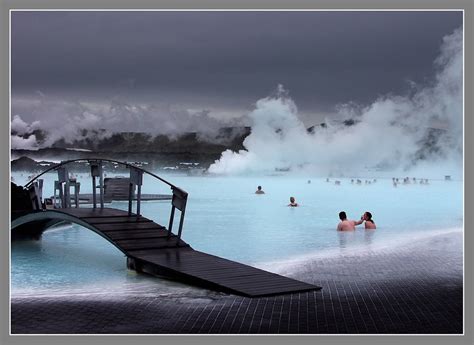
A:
15 207 320 297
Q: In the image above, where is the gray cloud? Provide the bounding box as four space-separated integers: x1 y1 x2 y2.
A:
12 11 462 121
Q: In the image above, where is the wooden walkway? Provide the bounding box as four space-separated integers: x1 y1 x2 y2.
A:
16 207 321 297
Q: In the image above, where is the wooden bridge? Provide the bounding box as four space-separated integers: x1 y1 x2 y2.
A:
11 159 321 297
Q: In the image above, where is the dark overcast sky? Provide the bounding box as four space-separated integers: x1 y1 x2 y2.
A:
11 11 462 122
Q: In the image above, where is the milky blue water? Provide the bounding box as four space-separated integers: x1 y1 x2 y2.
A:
11 172 463 296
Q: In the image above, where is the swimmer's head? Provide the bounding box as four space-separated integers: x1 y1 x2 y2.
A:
339 211 347 220
290 197 295 203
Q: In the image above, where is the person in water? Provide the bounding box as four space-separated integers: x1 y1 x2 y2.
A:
288 196 298 207
255 186 265 194
337 211 363 231
362 211 376 229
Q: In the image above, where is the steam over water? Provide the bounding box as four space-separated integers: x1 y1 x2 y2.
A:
209 29 462 177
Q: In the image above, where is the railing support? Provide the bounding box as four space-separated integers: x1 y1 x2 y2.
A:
176 209 186 246
57 166 69 208
99 167 104 209
53 181 62 208
136 184 142 217
128 181 134 216
92 176 97 208
129 167 143 217
168 187 188 245
70 181 80 208
167 206 176 237
90 161 103 209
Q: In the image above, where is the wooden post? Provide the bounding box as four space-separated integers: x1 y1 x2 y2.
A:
136 183 142 217
38 179 43 205
53 181 60 208
176 209 186 246
90 161 102 209
128 182 133 215
57 182 64 208
99 163 104 209
129 167 143 217
73 182 80 208
57 167 68 208
167 206 175 238
92 176 97 208
65 180 71 208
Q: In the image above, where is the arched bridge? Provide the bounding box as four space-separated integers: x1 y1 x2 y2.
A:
11 158 320 297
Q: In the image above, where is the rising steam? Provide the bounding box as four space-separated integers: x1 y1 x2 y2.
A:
208 28 463 177
10 98 238 149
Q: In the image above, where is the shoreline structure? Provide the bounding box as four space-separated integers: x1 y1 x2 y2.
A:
11 230 463 334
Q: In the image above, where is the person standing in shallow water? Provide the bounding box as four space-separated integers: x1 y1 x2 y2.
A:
362 211 376 229
288 197 298 207
255 186 265 194
337 211 363 231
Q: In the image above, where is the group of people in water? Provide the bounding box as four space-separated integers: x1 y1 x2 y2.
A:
392 177 429 187
337 211 376 230
255 185 376 231
256 186 299 207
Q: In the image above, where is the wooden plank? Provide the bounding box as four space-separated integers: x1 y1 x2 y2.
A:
134 252 252 269
94 222 165 231
125 247 194 256
104 231 171 241
212 282 307 294
174 266 262 275
100 229 168 237
117 240 188 250
132 250 319 296
184 269 303 286
84 216 152 224
59 208 130 217
118 240 188 251
137 254 315 287
115 237 177 245
214 278 311 290
182 264 278 275
183 273 270 283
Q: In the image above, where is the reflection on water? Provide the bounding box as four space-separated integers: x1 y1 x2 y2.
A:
337 231 355 249
364 229 375 246
337 229 375 251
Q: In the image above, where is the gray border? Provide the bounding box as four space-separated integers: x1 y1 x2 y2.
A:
1 0 472 344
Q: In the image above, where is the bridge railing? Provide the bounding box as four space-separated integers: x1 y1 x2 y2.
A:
24 158 189 245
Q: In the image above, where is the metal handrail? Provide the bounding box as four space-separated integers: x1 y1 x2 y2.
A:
23 158 189 245
24 158 182 191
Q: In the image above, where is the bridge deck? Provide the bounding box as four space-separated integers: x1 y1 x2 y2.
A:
31 208 321 297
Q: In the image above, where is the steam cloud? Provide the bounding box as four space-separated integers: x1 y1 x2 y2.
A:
208 28 463 177
10 97 239 150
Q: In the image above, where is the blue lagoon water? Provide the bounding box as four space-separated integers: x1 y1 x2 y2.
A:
11 172 463 296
